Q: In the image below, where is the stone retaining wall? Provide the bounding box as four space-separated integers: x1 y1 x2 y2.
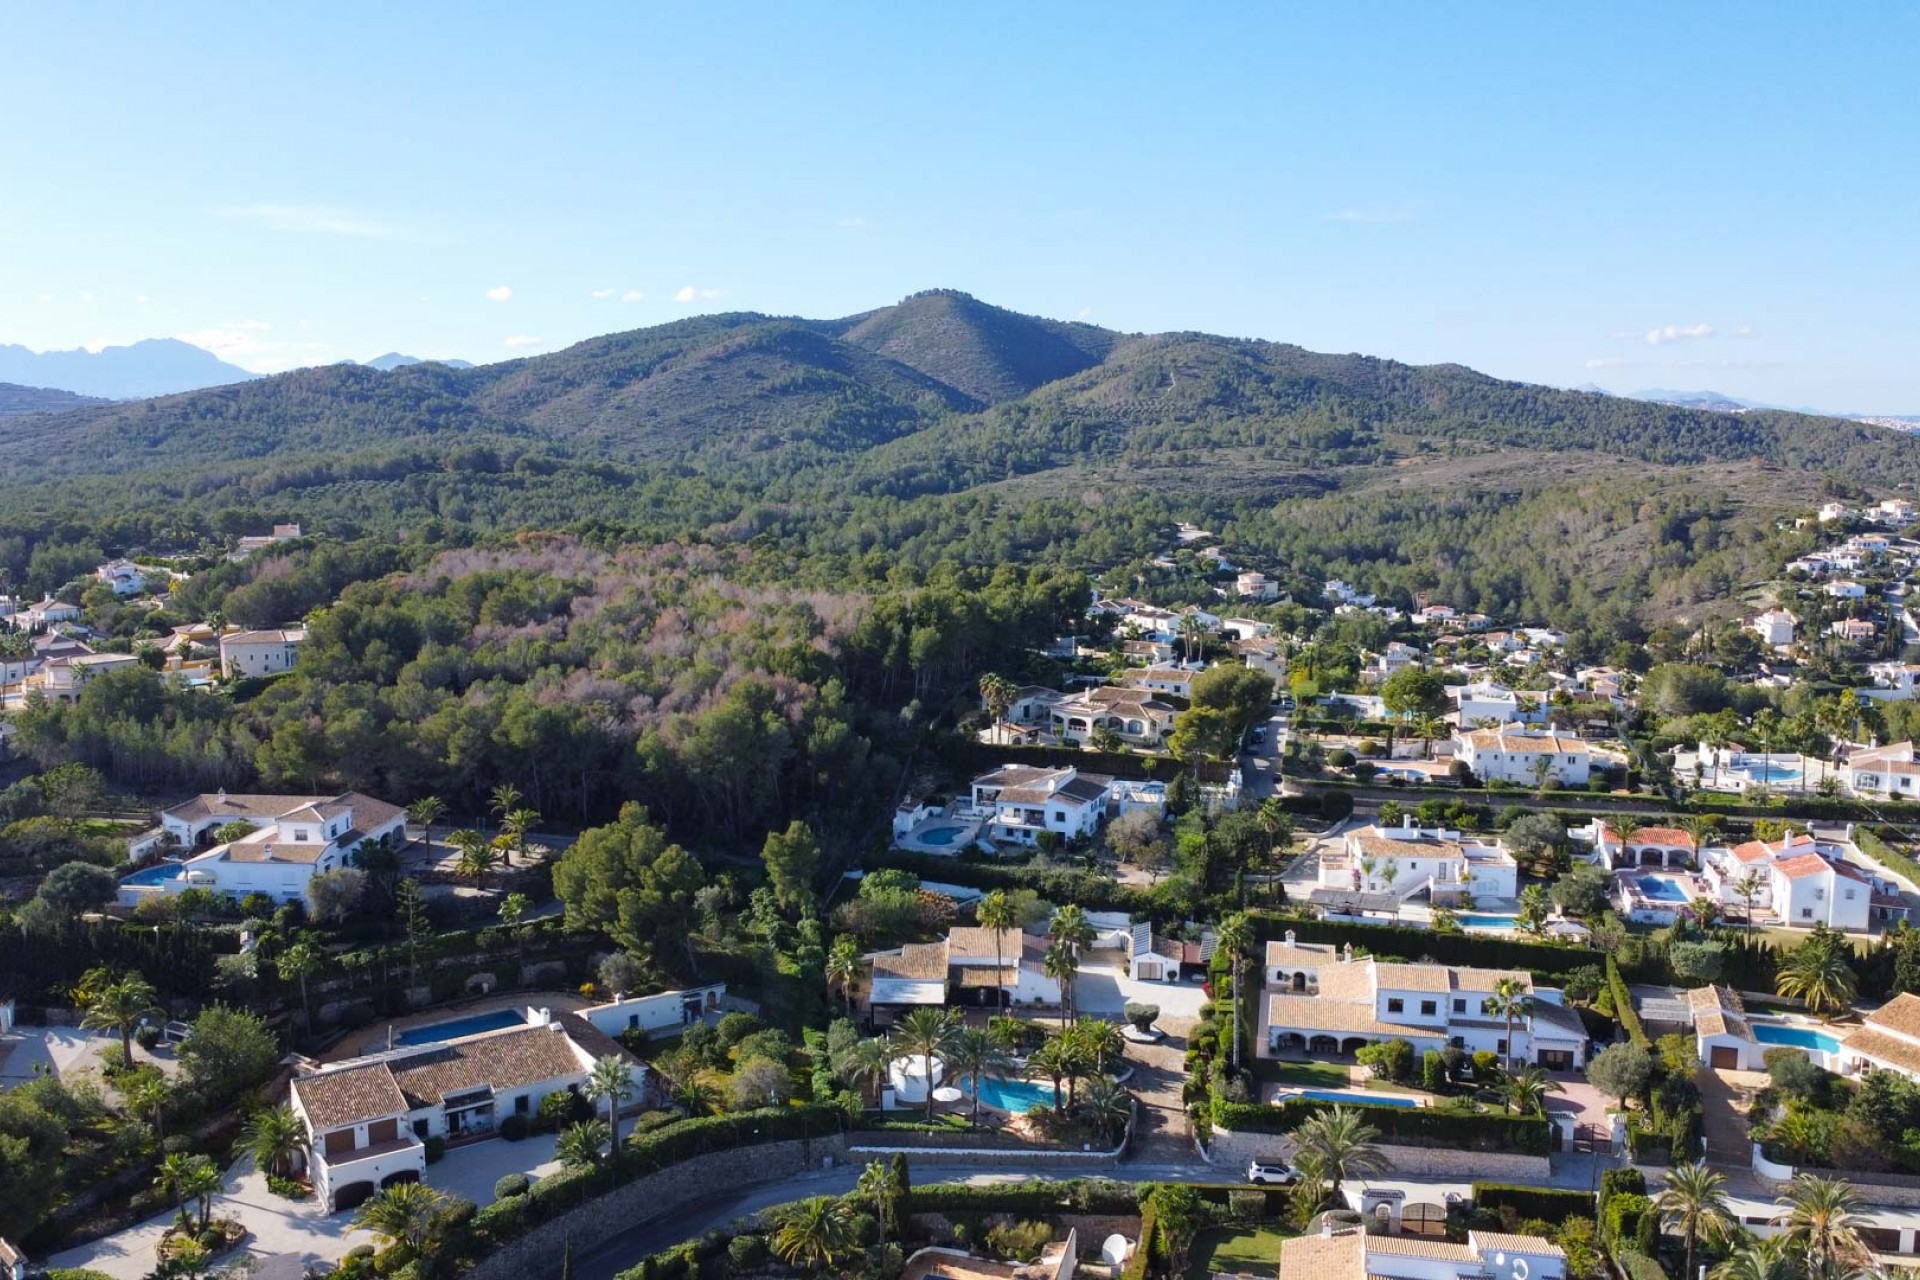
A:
1208 1126 1549 1180
465 1133 851 1280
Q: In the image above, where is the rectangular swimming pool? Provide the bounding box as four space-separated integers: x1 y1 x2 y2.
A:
966 1075 1057 1111
1457 914 1517 929
1285 1089 1419 1109
1752 1024 1843 1054
1635 876 1690 903
122 862 186 886
392 1009 528 1046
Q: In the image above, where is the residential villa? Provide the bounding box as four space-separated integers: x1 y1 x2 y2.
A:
1868 662 1920 698
970 764 1119 845
1700 832 1885 932
988 683 1176 749
866 926 1063 1021
219 627 308 678
1235 570 1280 600
1751 609 1798 647
1121 666 1196 699
95 559 147 595
1453 723 1592 787
1317 820 1519 905
1836 993 1920 1082
231 523 303 560
1846 742 1920 800
1237 635 1287 680
122 790 407 907
1831 619 1878 642
1450 682 1546 726
290 1007 637 1211
22 596 83 628
1262 935 1589 1070
1279 1223 1565 1280
1587 824 1697 870
27 650 142 702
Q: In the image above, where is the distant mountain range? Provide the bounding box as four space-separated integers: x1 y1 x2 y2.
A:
0 338 258 398
1612 385 1918 427
361 353 476 372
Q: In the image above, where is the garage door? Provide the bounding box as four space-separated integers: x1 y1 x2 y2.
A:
1710 1046 1740 1069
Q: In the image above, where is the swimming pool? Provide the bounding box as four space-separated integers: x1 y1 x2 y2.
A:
392 1009 528 1046
122 862 186 886
1636 876 1689 902
1284 1089 1419 1109
1740 764 1803 783
916 826 965 847
1753 1024 1843 1054
1458 914 1517 929
966 1075 1058 1111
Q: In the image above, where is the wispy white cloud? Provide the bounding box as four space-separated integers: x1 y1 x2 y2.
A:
1322 210 1413 224
673 285 723 303
215 203 405 239
486 285 513 302
621 289 645 303
502 334 544 349
174 320 332 372
837 216 868 228
590 288 616 299
1645 323 1714 345
1732 325 1760 338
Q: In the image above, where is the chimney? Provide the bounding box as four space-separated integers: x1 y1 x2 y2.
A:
1342 942 1354 964
1321 1214 1337 1238
1284 929 1296 946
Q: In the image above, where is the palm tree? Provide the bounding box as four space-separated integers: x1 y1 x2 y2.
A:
1711 1234 1800 1280
1655 1160 1736 1280
1411 714 1445 758
584 1054 637 1156
948 1027 1013 1127
1052 903 1095 953
405 796 444 848
1734 872 1764 944
556 1119 611 1169
843 1035 895 1107
1043 936 1078 1029
82 973 160 1068
770 1195 855 1272
450 830 498 891
123 1068 171 1143
1078 1076 1133 1143
825 935 862 1017
1774 1173 1870 1280
241 1104 309 1180
1291 1106 1391 1205
1775 946 1857 1018
353 1180 450 1255
279 939 321 1033
893 1007 959 1121
488 783 523 831
671 1079 720 1116
979 672 1019 743
855 1159 905 1244
1080 1019 1126 1077
1027 1035 1071 1115
977 890 1018 1012
501 807 540 866
155 1152 210 1222
1488 975 1532 1076
1506 1065 1550 1117
1216 912 1253 1069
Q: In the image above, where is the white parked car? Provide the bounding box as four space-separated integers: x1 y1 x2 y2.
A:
1246 1160 1299 1186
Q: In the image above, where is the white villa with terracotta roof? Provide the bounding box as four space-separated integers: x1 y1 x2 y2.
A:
1452 723 1591 786
1846 742 1920 801
866 926 1062 1021
1279 1223 1565 1280
1587 824 1697 870
123 790 406 908
290 1006 637 1211
1701 832 1875 932
1261 935 1588 1070
970 765 1121 845
1318 820 1518 904
218 627 308 678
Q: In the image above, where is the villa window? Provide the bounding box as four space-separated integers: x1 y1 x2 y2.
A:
1845 889 1857 901
1387 998 1404 1014
1801 908 1813 920
515 1095 530 1114
1497 1039 1508 1055
1421 1000 1437 1016
293 830 308 841
1453 999 1466 1014
1480 999 1495 1015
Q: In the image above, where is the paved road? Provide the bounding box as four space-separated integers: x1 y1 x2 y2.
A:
1239 711 1290 802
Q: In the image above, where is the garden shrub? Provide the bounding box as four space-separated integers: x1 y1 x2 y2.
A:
493 1173 530 1200
1472 1183 1596 1223
499 1113 529 1141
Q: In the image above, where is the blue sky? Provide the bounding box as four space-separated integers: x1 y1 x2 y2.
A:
3 4 1917 409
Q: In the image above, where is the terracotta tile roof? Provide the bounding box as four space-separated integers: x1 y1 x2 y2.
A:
388 1025 592 1110
1843 1026 1920 1075
1775 853 1835 880
1372 963 1452 993
1278 1232 1365 1280
1265 993 1432 1039
872 941 950 981
166 792 329 823
1866 993 1920 1041
1312 963 1378 1003
1625 827 1696 849
293 1062 410 1131
1731 841 1774 864
1461 726 1590 755
1469 1231 1567 1259
954 966 1022 989
1349 835 1465 862
1450 967 1534 993
1368 1236 1475 1261
1265 940 1339 966
946 927 1028 959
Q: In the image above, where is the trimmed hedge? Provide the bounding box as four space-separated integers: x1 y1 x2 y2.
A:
909 1180 1142 1216
1472 1183 1596 1223
1213 1098 1551 1155
1857 826 1920 893
1615 1248 1668 1280
1604 1193 1652 1246
1122 1197 1160 1280
872 848 1150 913
1607 957 1650 1048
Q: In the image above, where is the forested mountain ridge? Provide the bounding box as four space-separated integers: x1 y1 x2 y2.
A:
0 381 105 417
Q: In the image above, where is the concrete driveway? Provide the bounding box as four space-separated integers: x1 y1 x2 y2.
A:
1075 959 1211 1026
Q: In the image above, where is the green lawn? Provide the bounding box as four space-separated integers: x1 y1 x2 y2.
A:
1254 1060 1351 1088
1186 1227 1290 1280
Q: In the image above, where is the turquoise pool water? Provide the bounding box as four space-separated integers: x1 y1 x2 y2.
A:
1636 876 1689 902
916 826 965 846
967 1075 1057 1111
1753 1024 1842 1054
393 1009 527 1046
1740 763 1803 783
1287 1089 1419 1108
1458 913 1517 929
122 862 186 886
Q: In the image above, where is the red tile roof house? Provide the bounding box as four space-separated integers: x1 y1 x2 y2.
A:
289 1010 637 1212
